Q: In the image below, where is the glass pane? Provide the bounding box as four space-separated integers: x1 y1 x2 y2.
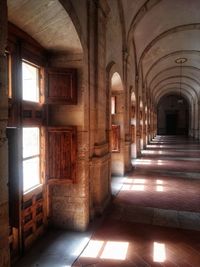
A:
111 96 116 114
23 128 39 158
23 157 40 192
22 62 39 102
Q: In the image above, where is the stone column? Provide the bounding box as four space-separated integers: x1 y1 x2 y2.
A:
89 0 111 215
198 100 200 140
0 1 10 266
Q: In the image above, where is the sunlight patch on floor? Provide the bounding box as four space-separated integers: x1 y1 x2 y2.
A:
157 159 164 165
134 159 153 165
156 179 164 191
100 241 129 260
81 240 104 258
153 242 166 262
81 240 129 261
122 178 146 191
141 150 156 154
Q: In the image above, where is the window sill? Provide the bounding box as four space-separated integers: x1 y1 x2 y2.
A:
23 184 43 201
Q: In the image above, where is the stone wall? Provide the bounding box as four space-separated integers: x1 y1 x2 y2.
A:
47 51 90 230
0 1 10 266
87 1 112 216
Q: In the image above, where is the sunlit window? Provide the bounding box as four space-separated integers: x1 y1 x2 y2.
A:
111 96 116 114
153 242 166 262
23 127 40 192
22 61 39 102
7 53 12 98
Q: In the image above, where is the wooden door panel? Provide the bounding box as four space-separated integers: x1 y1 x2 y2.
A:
111 125 120 152
46 127 77 183
47 68 77 104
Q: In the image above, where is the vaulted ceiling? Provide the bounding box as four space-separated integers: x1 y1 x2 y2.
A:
7 0 82 54
7 0 200 106
124 0 200 105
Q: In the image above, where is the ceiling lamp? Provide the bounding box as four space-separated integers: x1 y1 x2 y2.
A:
175 57 187 104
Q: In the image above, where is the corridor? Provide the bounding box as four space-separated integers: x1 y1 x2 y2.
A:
73 136 200 267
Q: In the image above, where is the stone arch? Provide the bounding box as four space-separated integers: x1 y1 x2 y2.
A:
130 91 137 158
6 0 89 249
106 62 126 176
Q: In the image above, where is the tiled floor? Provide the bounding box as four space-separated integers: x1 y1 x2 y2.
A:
73 136 200 266
73 220 200 267
14 136 200 267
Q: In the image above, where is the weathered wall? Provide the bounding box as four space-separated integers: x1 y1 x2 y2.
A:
106 0 133 175
47 61 90 230
88 1 112 216
0 1 10 266
111 91 125 176
106 0 123 76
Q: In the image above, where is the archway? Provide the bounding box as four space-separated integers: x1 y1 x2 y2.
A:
110 72 125 176
130 91 137 158
6 0 88 261
157 94 189 135
139 99 144 149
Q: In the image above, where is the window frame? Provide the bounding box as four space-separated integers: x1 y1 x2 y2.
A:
111 96 116 115
21 59 44 194
22 126 41 193
22 60 41 103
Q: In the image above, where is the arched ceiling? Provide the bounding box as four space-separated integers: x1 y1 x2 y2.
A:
7 0 82 54
111 72 124 91
126 0 200 104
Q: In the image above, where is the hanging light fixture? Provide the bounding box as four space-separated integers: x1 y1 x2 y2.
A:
175 57 187 104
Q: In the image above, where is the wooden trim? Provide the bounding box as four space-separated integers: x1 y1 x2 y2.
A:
21 101 44 126
22 188 47 250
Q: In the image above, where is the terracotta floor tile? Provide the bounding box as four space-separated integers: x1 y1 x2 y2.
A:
74 136 200 267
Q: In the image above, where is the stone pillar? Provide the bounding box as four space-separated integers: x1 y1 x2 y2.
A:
135 80 141 157
194 101 199 139
88 0 111 216
192 102 195 138
198 100 200 140
0 1 10 266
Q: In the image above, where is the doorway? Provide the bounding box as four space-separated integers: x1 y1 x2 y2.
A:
166 113 177 135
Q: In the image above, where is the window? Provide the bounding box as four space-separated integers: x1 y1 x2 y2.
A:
111 96 116 114
7 53 12 99
22 61 39 102
23 127 40 192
